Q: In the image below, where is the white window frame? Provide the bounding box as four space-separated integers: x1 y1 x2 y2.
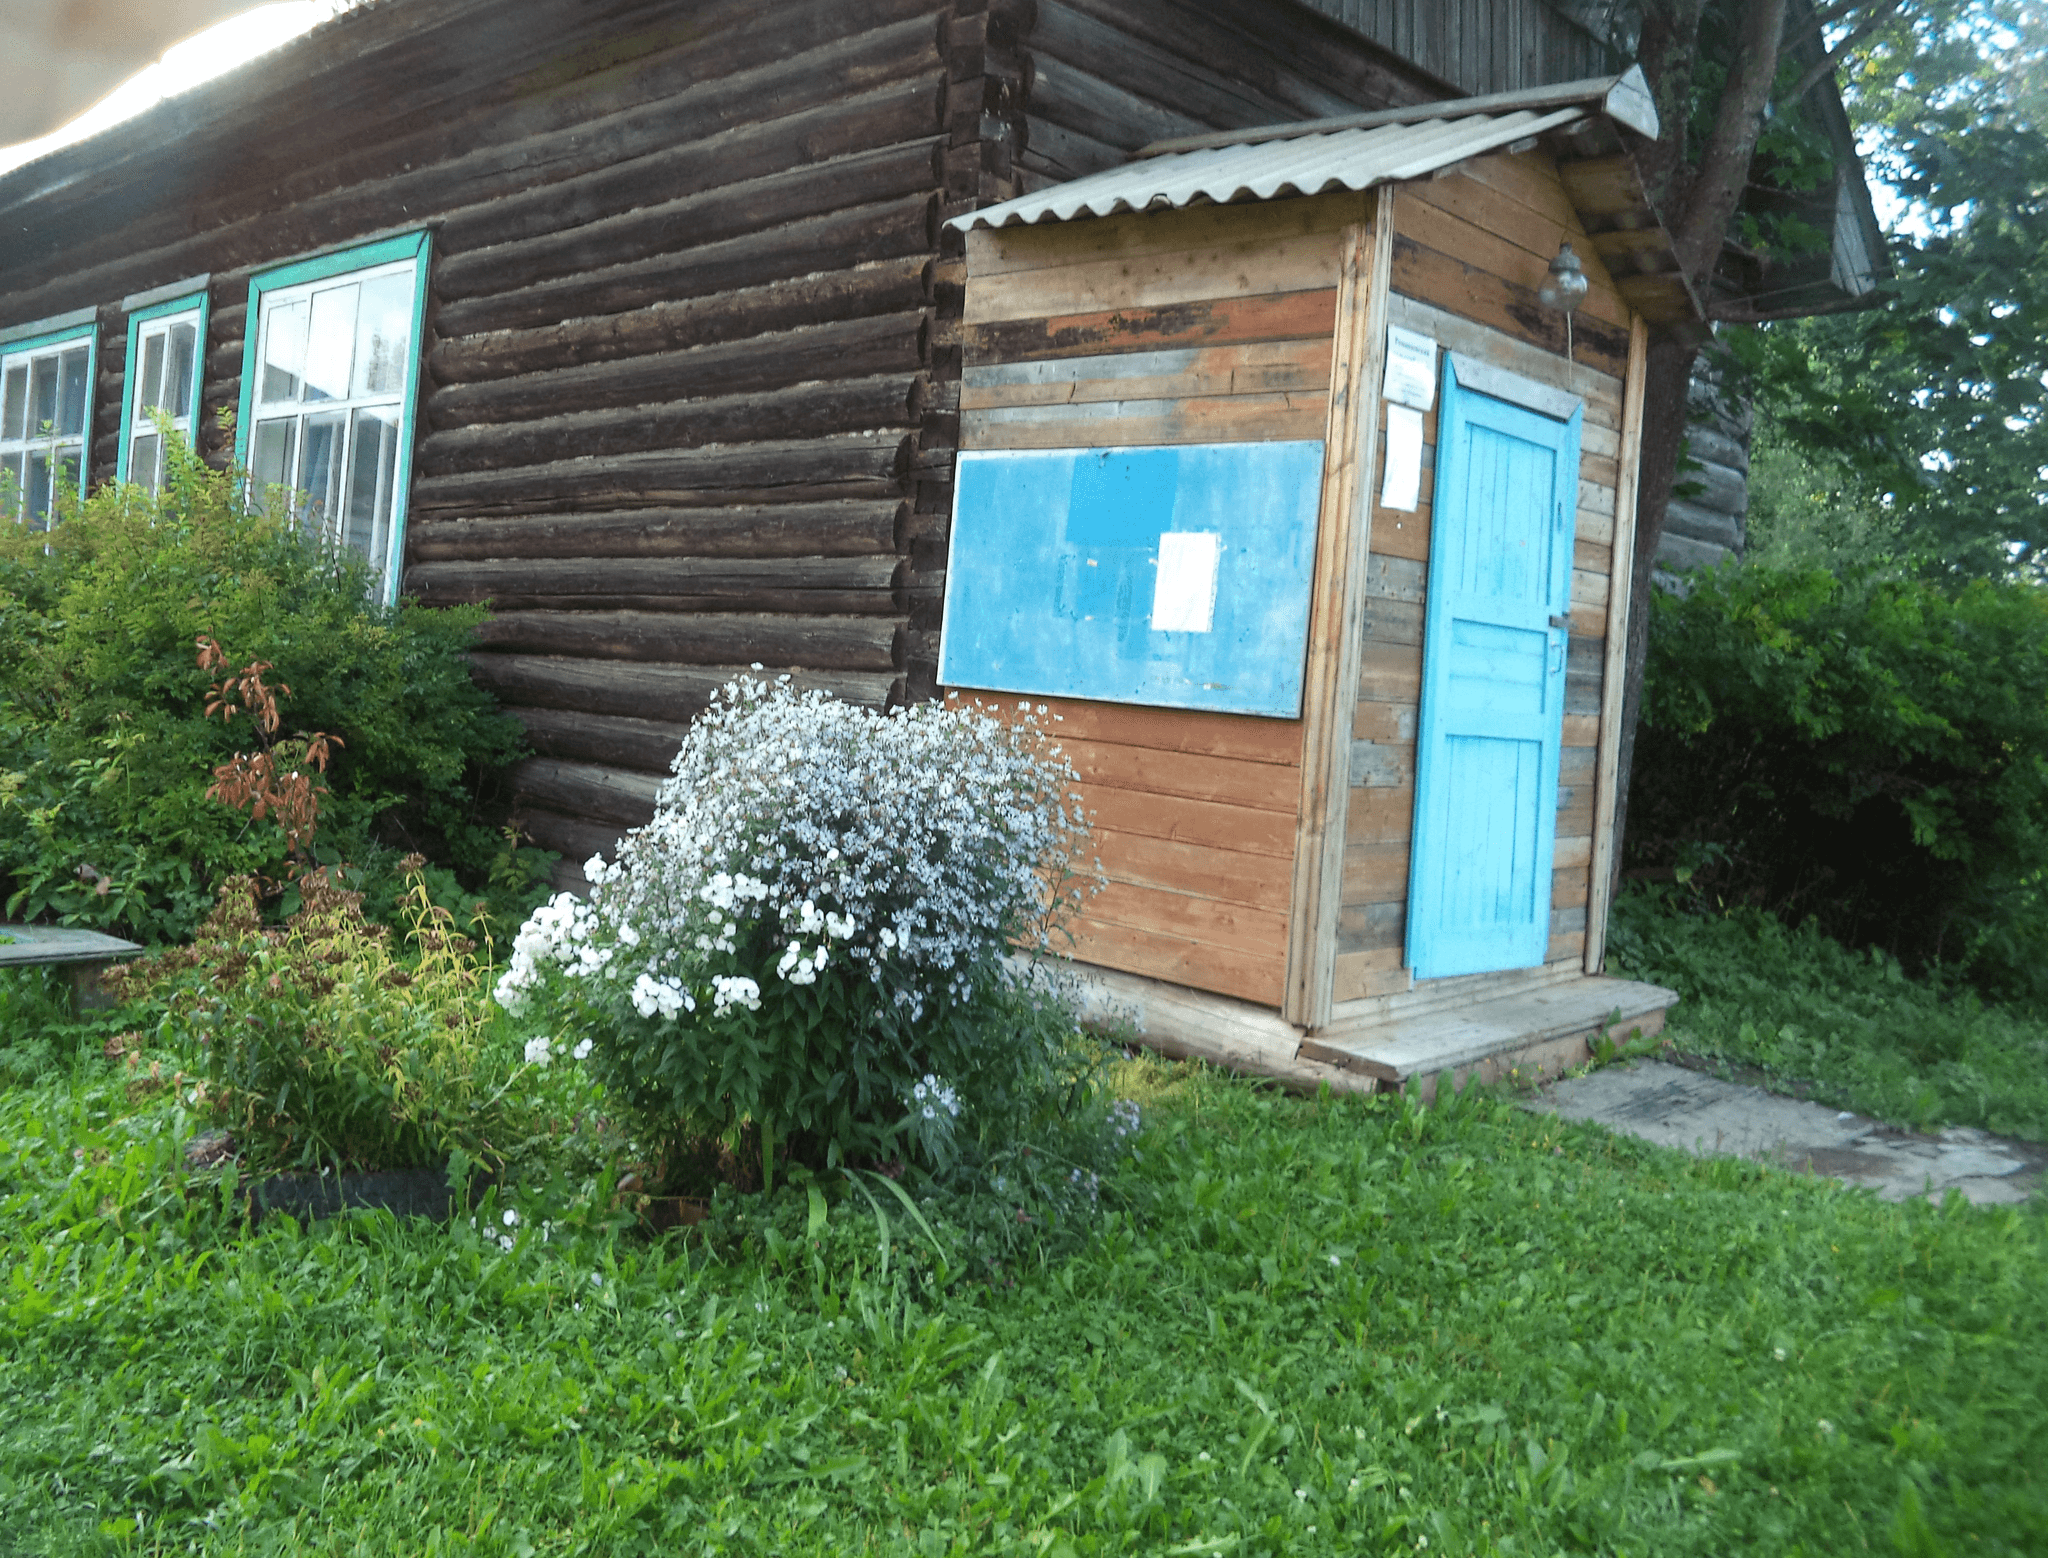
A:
0 307 98 530
235 232 431 603
118 277 210 493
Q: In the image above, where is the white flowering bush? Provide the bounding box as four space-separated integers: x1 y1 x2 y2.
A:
496 678 1093 1187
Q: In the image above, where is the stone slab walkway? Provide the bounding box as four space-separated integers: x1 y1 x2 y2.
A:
1531 1058 2043 1206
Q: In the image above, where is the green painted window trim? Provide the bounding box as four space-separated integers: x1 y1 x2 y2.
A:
0 318 99 520
115 291 210 485
233 230 432 605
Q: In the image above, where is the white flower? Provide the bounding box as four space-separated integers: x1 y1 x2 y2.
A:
571 1037 593 1061
523 1037 552 1067
502 1209 519 1227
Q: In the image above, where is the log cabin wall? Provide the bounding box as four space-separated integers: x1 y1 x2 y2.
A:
1334 151 1633 1022
954 193 1368 1007
0 0 1010 887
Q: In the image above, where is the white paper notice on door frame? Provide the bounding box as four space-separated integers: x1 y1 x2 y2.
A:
1150 530 1221 633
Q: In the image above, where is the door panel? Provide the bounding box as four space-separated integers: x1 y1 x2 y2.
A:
1406 359 1581 979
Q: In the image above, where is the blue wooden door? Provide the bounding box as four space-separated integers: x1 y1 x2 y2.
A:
1405 359 1581 979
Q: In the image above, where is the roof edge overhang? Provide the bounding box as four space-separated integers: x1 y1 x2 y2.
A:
950 66 1699 324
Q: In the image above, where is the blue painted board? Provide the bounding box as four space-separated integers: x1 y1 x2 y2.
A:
939 441 1325 718
1405 358 1581 979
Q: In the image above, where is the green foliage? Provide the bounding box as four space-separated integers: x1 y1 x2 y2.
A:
116 870 527 1174
1630 561 2048 1003
2 1051 2044 1554
1610 886 2048 1141
501 682 1099 1194
1730 1 2048 580
0 438 535 941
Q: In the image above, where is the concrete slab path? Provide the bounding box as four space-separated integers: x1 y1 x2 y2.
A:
1531 1059 2043 1206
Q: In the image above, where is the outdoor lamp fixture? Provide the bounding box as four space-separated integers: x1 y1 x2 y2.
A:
1537 241 1590 360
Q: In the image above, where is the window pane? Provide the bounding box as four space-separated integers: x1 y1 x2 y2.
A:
53 450 80 524
166 321 198 421
250 418 296 499
58 347 89 437
139 329 167 413
346 405 400 569
260 299 307 404
354 271 414 398
30 357 58 435
131 431 162 492
300 409 347 537
1 452 21 519
2 365 25 440
26 450 51 529
303 283 358 404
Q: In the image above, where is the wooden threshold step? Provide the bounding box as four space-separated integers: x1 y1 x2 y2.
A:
1299 975 1677 1086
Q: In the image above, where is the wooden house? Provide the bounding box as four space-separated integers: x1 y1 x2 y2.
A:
936 71 1686 1089
0 0 1879 1086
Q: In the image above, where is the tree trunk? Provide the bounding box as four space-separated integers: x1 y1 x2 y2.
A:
1603 0 1794 920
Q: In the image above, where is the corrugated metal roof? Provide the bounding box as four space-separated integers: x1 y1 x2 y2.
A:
951 105 1587 230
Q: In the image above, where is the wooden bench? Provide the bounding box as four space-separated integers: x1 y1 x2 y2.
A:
0 925 144 1010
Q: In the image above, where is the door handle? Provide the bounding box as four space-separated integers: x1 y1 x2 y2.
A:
1548 614 1572 631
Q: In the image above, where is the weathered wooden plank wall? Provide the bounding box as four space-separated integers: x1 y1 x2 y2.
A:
1295 0 1614 96
956 192 1373 1007
1331 153 1629 1022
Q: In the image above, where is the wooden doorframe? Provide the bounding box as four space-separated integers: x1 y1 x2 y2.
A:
1583 314 1650 973
1283 190 1394 1030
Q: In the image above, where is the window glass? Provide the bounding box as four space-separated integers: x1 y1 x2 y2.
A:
125 305 205 494
247 256 419 587
260 299 307 405
0 334 93 528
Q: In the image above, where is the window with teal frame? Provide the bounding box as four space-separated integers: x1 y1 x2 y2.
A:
236 232 431 602
0 307 97 530
118 281 210 493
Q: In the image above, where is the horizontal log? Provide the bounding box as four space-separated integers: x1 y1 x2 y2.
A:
469 653 895 721
510 706 693 774
435 138 944 303
433 193 938 337
409 430 912 517
438 76 945 259
474 610 900 670
513 806 632 877
430 256 930 384
427 312 924 429
206 341 244 382
417 373 918 475
407 554 904 614
406 501 901 561
512 758 662 829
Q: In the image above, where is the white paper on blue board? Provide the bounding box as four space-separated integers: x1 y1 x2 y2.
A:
1151 531 1220 632
1380 403 1424 511
1383 326 1438 410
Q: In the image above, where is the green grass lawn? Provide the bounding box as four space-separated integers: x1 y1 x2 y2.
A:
1608 888 2048 1143
2 1021 2043 1556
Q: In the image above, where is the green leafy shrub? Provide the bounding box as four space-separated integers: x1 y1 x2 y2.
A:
1610 886 2048 1140
0 437 534 940
112 867 525 1173
497 679 1107 1193
1628 564 2048 1004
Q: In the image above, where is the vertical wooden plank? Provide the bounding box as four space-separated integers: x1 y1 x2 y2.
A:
1284 191 1394 1029
1583 314 1650 974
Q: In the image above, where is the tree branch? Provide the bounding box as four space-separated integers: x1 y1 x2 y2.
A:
1779 0 1905 104
1669 0 1794 280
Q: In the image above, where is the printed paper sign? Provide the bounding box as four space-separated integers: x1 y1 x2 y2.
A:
1380 404 1425 512
1150 530 1221 633
1383 325 1438 411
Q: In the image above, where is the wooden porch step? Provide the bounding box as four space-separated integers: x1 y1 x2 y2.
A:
1299 975 1677 1088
